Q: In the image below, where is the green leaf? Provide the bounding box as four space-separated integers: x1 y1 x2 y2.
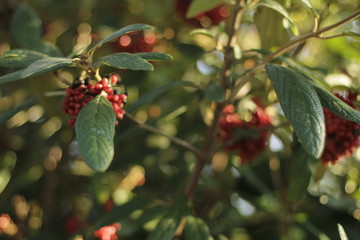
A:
75 95 116 172
287 146 314 201
184 216 214 240
265 64 325 158
314 86 360 125
0 49 48 68
135 52 173 61
256 0 295 26
298 0 319 18
126 81 198 112
0 70 25 84
147 217 181 240
21 57 74 79
10 5 42 49
89 23 152 53
205 82 224 102
186 0 224 18
32 40 63 57
99 53 154 71
0 97 38 124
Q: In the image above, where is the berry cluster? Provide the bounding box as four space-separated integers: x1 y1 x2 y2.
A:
219 103 272 163
174 0 230 27
93 223 121 240
322 92 360 164
62 74 127 127
113 31 156 53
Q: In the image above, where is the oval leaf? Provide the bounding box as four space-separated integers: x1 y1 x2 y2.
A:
21 57 74 78
265 64 325 158
147 217 180 240
186 0 224 18
184 216 214 240
99 53 154 71
205 82 224 102
75 95 116 172
314 86 360 125
89 23 152 53
0 70 25 84
135 52 173 61
0 49 48 68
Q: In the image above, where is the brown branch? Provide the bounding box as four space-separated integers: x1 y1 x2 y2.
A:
125 113 202 157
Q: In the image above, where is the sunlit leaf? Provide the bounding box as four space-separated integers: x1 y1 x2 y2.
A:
205 82 224 102
21 57 74 78
135 52 173 61
99 53 154 71
184 216 214 240
265 64 325 158
147 216 181 240
186 0 224 18
314 86 360 125
256 0 295 25
89 24 152 53
75 95 116 172
0 49 48 68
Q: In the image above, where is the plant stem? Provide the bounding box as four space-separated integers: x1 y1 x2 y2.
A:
125 113 202 157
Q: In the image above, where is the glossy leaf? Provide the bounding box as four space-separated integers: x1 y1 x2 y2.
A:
10 5 42 49
99 53 154 71
287 146 314 201
186 0 224 18
135 52 173 61
147 216 180 240
184 216 214 240
256 0 295 25
265 64 325 158
89 23 152 53
314 86 360 125
75 95 116 172
205 82 224 102
0 97 38 124
21 57 74 78
0 49 47 68
0 70 25 84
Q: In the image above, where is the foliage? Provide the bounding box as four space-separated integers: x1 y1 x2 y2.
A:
0 0 359 240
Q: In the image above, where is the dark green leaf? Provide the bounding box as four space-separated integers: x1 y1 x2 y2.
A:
75 95 116 172
10 5 42 49
314 86 360 125
89 24 152 53
0 97 38 124
32 41 63 57
135 52 173 61
184 216 214 240
287 146 314 201
265 64 325 158
0 70 25 84
21 57 74 78
186 0 224 18
0 49 48 68
256 0 295 25
147 217 181 240
126 81 197 112
205 82 224 102
99 53 154 71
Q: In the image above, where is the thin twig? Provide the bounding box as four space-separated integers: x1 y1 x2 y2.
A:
125 113 202 157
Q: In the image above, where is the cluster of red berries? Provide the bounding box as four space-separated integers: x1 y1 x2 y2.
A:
62 74 127 127
113 31 156 53
219 103 272 163
174 0 230 27
322 92 360 164
93 223 121 240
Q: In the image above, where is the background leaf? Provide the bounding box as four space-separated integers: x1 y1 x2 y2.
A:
186 0 224 18
0 97 39 124
99 53 154 71
314 86 360 124
184 216 214 240
147 216 181 240
0 49 47 68
21 57 73 78
265 64 325 158
89 23 152 53
204 82 224 102
256 0 295 26
75 95 116 172
135 52 173 61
